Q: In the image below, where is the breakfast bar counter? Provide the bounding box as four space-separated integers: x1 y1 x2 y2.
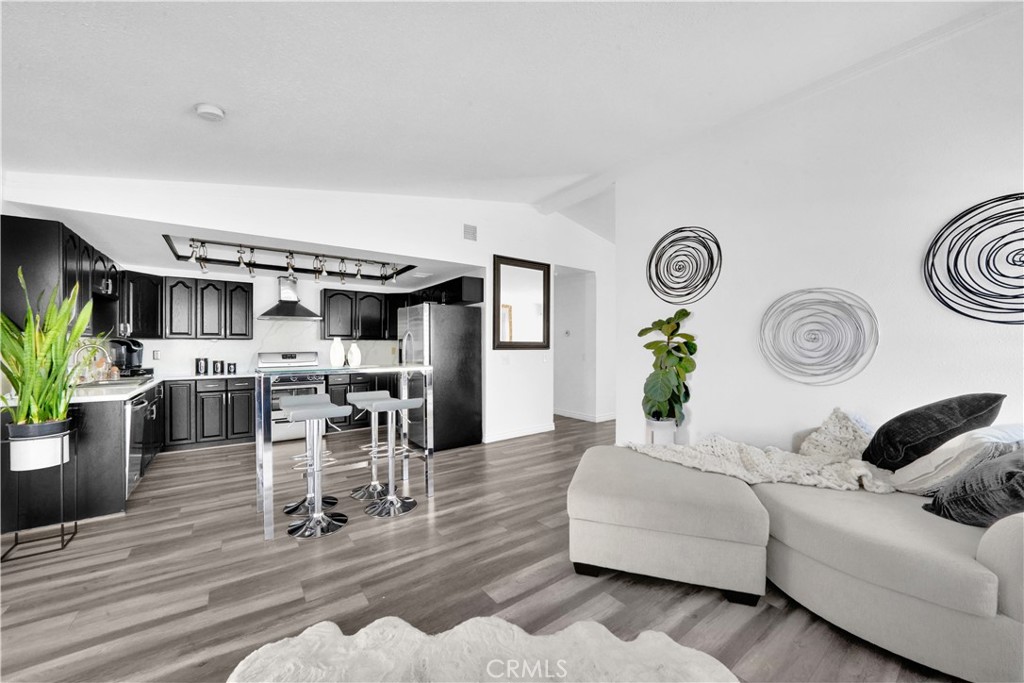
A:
254 364 434 540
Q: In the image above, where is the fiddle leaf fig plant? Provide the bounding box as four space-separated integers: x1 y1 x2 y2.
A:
638 308 697 426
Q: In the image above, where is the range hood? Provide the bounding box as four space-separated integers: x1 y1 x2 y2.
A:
257 277 322 320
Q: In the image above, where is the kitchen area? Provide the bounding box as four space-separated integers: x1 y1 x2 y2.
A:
0 215 485 537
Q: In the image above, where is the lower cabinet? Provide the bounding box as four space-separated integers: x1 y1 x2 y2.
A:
163 378 256 450
326 374 376 430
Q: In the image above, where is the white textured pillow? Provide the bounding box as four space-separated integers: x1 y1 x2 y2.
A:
891 424 1024 495
799 408 874 463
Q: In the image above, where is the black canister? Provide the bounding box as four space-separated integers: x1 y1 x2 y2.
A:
212 360 224 375
226 363 237 375
195 358 208 375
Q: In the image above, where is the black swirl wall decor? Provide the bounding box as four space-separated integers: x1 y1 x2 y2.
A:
759 288 879 386
646 226 722 304
923 193 1023 325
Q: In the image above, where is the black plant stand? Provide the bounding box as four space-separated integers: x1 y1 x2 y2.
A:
1 428 78 562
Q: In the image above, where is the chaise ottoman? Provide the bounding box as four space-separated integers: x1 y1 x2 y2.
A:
567 445 769 603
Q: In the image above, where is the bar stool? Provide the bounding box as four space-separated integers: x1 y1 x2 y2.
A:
278 394 340 517
364 397 423 519
282 400 352 539
347 390 392 500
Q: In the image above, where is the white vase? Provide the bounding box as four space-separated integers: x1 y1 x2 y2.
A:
346 341 362 368
329 337 346 367
645 418 676 446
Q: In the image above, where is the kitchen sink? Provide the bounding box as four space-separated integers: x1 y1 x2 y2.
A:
76 377 151 388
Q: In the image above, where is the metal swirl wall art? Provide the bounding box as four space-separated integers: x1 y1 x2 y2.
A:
759 288 879 386
646 226 722 305
923 193 1023 325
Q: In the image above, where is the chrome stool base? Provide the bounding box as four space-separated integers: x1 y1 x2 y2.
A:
287 511 348 539
350 481 389 501
282 495 339 516
365 495 417 518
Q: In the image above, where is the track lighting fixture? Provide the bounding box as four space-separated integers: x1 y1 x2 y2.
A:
165 235 414 282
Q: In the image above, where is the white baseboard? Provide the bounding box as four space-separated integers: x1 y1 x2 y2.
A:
554 409 615 423
483 422 555 444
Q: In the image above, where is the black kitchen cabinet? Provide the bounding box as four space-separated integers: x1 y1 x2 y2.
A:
325 374 377 429
1 216 63 328
356 293 385 340
322 290 356 339
165 380 197 446
412 276 485 306
121 271 163 338
196 382 227 443
196 280 226 339
225 281 254 339
1 401 126 532
384 293 409 340
326 381 351 428
164 277 197 338
227 388 255 439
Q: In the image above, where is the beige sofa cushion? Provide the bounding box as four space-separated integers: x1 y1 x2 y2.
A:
753 483 997 617
568 446 768 546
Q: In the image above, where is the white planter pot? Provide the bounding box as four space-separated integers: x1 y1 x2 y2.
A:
8 421 71 471
645 418 677 445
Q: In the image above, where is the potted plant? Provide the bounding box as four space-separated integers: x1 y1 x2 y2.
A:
1 268 93 471
638 308 697 445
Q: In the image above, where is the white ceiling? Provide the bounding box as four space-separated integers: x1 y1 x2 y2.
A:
2 1 988 211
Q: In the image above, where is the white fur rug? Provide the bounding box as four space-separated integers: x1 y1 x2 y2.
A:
228 616 737 682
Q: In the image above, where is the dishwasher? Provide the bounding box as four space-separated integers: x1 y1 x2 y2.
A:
125 395 148 498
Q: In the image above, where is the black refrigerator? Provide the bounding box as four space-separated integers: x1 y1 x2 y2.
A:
397 303 482 451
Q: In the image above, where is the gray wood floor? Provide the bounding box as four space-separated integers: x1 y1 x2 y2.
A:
1 417 957 682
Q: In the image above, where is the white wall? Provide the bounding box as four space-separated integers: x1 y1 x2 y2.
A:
615 14 1023 446
2 175 617 444
553 269 605 421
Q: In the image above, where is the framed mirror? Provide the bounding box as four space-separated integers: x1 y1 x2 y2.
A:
493 255 550 349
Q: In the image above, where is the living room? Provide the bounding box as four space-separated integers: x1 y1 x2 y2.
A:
1 2 1021 682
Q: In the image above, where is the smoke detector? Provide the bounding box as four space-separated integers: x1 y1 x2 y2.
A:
194 103 225 122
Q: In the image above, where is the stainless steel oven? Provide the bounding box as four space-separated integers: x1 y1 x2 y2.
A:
257 352 324 442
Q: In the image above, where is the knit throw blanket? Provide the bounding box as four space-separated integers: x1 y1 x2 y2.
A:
629 433 895 493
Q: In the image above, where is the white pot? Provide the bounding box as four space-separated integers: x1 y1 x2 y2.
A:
645 418 677 446
8 425 71 472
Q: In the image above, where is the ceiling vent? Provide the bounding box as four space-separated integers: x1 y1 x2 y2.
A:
463 224 478 241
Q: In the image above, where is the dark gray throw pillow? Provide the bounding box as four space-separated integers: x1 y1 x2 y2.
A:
862 393 1005 470
923 447 1024 527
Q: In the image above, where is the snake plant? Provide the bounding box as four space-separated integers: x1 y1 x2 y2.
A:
1 268 93 425
638 308 697 426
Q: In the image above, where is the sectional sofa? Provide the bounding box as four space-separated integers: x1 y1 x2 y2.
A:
567 445 1024 683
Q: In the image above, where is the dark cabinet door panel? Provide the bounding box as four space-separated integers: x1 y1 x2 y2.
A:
196 392 227 442
164 277 196 338
196 280 226 339
327 384 351 426
356 293 384 340
322 290 356 339
123 271 163 338
164 381 196 445
227 390 255 439
384 294 409 340
225 281 253 339
1 217 63 328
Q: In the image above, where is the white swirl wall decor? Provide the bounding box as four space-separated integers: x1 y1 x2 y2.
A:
759 288 879 386
646 227 722 304
923 193 1023 325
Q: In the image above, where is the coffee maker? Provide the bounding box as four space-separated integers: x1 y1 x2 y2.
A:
108 338 152 377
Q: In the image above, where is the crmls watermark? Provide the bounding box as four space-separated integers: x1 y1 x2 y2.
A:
486 659 568 680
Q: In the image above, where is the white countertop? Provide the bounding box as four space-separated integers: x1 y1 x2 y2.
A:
68 373 256 404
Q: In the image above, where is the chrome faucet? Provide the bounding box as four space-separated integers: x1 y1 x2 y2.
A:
72 343 111 377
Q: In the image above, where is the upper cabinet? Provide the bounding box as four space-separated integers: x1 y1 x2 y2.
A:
412 276 484 306
321 290 357 339
225 282 254 339
196 280 226 339
164 277 252 340
120 271 163 339
355 292 385 340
